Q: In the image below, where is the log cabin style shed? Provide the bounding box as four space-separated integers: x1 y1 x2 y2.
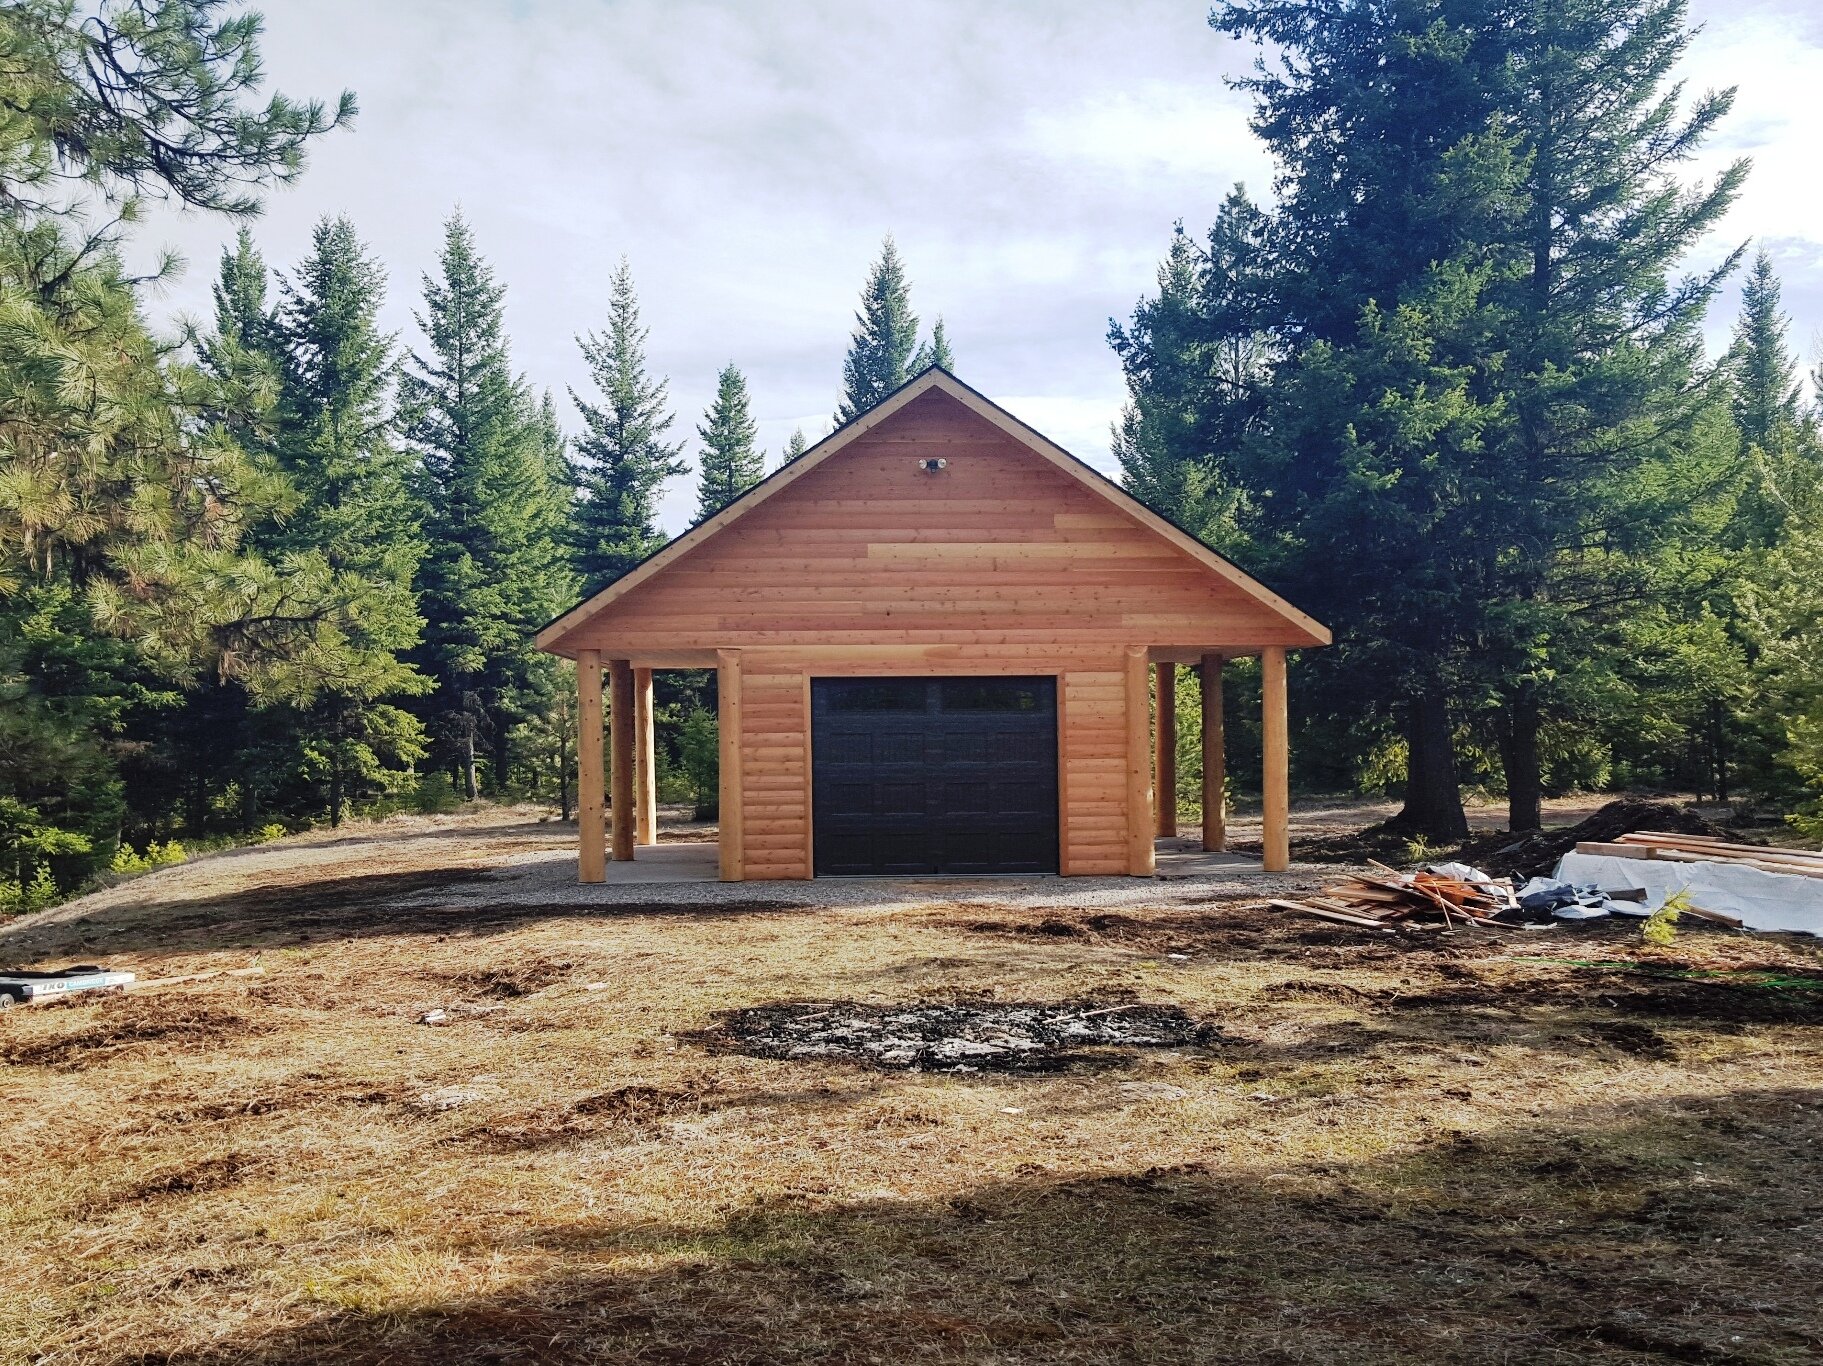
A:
536 369 1329 882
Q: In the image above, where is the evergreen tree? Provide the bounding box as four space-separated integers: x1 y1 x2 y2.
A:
911 316 955 372
694 363 764 521
1726 249 1813 543
780 428 810 464
835 235 919 423
1110 193 1273 549
264 216 430 826
1184 0 1744 838
400 211 574 798
571 259 685 592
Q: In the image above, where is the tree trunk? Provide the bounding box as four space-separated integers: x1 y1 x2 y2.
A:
1392 689 1468 840
460 711 479 803
491 709 511 798
1499 687 1543 833
1709 700 1729 805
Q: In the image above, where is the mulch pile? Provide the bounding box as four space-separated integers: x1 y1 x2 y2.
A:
695 1000 1218 1073
1458 799 1739 880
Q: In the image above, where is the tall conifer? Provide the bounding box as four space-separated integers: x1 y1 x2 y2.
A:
265 216 430 826
400 211 574 797
571 259 685 592
835 236 920 423
694 363 764 521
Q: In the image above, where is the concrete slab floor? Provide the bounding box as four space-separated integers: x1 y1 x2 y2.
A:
583 836 1263 886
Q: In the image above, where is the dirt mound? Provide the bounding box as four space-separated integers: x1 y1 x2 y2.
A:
695 1000 1218 1073
1460 799 1738 880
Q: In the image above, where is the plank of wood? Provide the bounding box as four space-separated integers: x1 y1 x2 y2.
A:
1201 653 1225 853
1268 900 1390 930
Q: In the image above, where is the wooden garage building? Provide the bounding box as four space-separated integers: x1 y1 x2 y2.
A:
536 369 1329 882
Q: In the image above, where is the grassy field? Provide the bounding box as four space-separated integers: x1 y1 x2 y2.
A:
2 810 1821 1364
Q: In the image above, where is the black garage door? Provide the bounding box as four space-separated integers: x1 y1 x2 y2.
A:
811 676 1058 877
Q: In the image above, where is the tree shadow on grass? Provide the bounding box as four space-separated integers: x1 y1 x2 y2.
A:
114 1085 1823 1365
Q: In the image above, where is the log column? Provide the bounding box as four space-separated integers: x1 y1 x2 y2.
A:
634 666 657 846
1200 653 1226 852
717 649 744 881
577 650 605 884
1125 646 1156 875
1154 663 1177 839
1262 646 1290 874
609 659 636 862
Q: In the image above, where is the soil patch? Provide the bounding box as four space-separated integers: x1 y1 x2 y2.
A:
438 954 574 998
694 1000 1219 1073
0 994 269 1070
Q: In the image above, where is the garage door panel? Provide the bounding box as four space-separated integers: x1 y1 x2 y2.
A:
811 676 1058 877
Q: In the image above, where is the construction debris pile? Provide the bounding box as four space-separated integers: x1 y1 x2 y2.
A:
1268 860 1681 934
1269 862 1525 933
1573 831 1823 881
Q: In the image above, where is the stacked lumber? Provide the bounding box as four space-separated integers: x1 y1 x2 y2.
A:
1576 831 1823 881
1269 861 1518 933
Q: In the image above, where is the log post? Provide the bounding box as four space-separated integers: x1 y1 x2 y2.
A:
609 659 635 862
634 666 657 846
1200 652 1226 852
717 649 744 881
576 650 605 884
1125 646 1156 875
1262 646 1290 874
1154 663 1177 839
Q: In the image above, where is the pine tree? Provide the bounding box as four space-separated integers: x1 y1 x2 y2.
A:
911 317 955 373
1725 249 1814 545
399 211 575 798
835 235 920 423
265 216 431 826
1110 193 1272 549
695 363 764 521
1192 0 1744 838
780 428 810 464
571 259 686 592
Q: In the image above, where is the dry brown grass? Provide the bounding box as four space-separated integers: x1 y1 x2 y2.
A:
2 816 1821 1364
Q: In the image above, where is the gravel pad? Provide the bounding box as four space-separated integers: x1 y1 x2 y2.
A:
697 1000 1218 1072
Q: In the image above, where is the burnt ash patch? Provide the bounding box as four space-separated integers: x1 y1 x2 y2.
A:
694 1000 1219 1073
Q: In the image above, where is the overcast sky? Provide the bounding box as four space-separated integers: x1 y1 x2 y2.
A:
134 0 1823 535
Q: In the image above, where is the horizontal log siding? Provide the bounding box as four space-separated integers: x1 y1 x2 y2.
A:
738 670 811 880
562 390 1305 656
1062 669 1130 875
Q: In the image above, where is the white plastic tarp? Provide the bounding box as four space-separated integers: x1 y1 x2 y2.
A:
1554 851 1823 936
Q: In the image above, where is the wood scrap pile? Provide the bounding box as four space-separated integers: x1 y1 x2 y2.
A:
1269 861 1519 934
1576 831 1823 881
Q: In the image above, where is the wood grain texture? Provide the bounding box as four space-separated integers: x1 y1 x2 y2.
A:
737 669 810 880
634 667 656 846
1262 646 1289 874
576 650 605 884
1125 647 1155 876
559 391 1314 656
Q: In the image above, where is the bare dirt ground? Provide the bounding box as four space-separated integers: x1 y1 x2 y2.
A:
2 801 1821 1364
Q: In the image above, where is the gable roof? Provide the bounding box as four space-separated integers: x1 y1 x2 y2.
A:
536 366 1330 653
